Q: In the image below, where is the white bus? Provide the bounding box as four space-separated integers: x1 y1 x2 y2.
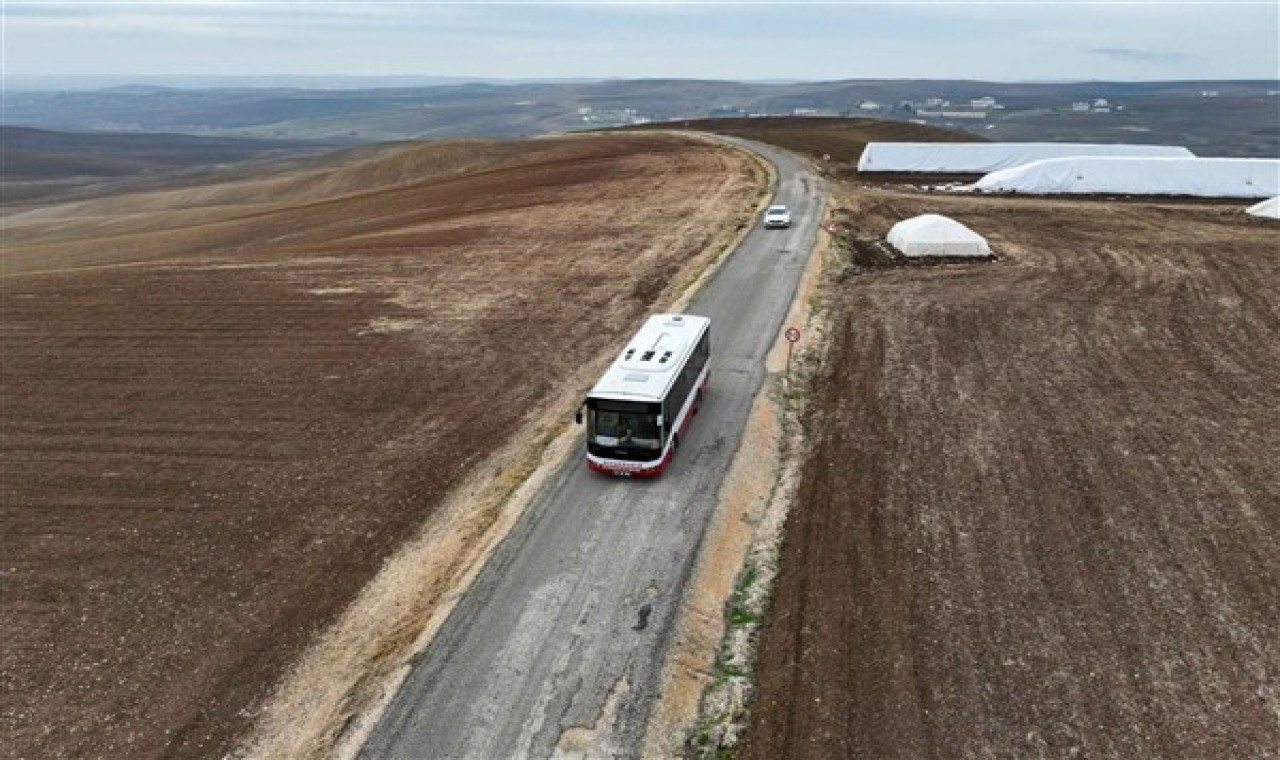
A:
575 313 711 477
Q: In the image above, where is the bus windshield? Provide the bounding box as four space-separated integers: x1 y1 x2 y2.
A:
588 400 661 452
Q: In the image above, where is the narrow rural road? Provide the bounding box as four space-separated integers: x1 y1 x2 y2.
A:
360 140 825 759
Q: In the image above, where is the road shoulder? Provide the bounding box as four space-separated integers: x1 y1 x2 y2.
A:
640 187 839 757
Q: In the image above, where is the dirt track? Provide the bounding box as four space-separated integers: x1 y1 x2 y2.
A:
743 188 1280 757
0 133 763 759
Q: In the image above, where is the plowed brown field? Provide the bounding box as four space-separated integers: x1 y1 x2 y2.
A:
744 189 1280 758
0 133 764 759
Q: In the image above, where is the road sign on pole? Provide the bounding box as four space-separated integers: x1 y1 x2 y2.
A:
784 326 801 376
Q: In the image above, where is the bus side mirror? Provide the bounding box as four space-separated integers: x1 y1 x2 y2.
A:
575 404 584 425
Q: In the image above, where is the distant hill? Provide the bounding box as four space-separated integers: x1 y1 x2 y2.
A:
618 116 981 177
3 79 1276 156
0 126 340 205
2 117 979 207
2 126 335 178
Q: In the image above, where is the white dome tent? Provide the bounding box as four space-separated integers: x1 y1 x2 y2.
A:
887 214 992 259
971 157 1280 198
1245 196 1280 219
857 142 1195 173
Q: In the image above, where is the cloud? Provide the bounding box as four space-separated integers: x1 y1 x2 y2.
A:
1088 48 1194 66
3 2 439 38
11 13 270 39
6 3 277 39
2 1 1274 81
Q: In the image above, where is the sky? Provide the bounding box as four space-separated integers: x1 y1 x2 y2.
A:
2 1 1278 87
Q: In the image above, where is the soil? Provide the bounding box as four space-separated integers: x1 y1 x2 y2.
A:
742 186 1280 758
0 133 764 759
8 117 1278 760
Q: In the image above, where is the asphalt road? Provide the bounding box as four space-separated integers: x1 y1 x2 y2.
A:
359 140 825 759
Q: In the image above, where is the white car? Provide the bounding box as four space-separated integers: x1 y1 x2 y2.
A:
763 204 791 229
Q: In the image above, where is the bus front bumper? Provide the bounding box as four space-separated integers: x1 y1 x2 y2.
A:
586 450 671 478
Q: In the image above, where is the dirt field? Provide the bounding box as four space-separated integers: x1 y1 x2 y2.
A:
0 133 764 759
743 188 1280 757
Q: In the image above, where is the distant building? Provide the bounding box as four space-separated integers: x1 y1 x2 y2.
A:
970 96 998 109
1071 101 1092 112
916 110 987 119
578 106 647 126
1201 90 1219 98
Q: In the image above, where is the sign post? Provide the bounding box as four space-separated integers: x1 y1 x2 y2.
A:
784 326 801 377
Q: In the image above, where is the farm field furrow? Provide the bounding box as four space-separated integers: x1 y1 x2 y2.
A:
1 133 764 759
743 188 1280 758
